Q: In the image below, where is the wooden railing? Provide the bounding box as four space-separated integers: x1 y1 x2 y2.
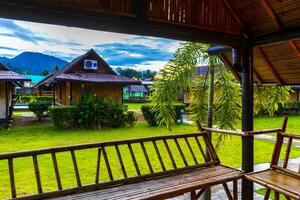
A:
31 0 242 35
0 132 219 200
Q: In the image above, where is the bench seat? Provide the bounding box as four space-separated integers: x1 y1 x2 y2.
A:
246 169 300 200
50 165 243 200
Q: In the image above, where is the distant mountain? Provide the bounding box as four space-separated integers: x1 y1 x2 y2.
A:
0 52 68 75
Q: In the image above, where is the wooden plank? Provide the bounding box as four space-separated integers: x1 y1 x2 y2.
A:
184 137 198 165
194 136 208 161
163 139 177 169
8 158 16 198
102 147 113 181
128 143 141 175
152 141 166 171
95 148 102 184
33 155 43 193
259 0 284 31
219 54 241 82
115 145 127 178
283 137 293 168
257 47 282 85
70 150 82 186
253 68 263 84
140 142 154 173
220 0 244 32
289 40 300 59
51 152 62 190
174 138 188 167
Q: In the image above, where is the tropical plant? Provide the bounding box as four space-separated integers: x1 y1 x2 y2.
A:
254 85 291 116
151 42 292 133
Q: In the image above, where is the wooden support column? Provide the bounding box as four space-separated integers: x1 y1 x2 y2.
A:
70 82 73 104
5 82 9 120
241 46 254 200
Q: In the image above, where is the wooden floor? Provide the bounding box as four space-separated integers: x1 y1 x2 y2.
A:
50 165 243 200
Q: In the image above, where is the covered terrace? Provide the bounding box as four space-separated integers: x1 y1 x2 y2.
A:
0 0 299 199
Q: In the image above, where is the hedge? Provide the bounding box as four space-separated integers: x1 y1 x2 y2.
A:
18 96 53 104
49 106 76 129
141 104 185 126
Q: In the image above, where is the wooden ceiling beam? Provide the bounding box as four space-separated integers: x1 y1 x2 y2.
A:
289 40 300 59
221 0 245 32
259 0 284 31
0 0 245 47
257 47 282 85
250 27 300 47
253 69 263 84
219 54 241 82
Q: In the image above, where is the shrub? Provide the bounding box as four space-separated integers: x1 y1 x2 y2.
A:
35 96 53 103
29 102 51 121
141 105 157 126
49 106 76 129
141 104 185 126
125 111 137 126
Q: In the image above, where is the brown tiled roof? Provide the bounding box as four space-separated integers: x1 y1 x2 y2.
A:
0 63 30 82
35 49 139 87
54 73 140 85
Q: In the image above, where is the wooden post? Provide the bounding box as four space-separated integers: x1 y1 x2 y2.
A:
70 82 73 104
52 84 56 106
5 82 9 120
240 46 254 200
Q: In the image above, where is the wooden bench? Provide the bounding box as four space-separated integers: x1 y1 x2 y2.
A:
0 132 243 200
245 117 300 200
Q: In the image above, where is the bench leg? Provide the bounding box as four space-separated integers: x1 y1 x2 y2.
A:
190 188 206 200
264 189 271 200
274 192 280 200
222 183 233 200
233 180 238 200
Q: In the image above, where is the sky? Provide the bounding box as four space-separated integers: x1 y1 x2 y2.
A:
0 18 183 71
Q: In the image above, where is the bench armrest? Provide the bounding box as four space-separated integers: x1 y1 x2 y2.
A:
201 127 281 137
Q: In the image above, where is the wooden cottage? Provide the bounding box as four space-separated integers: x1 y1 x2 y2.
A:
0 62 30 128
35 49 140 105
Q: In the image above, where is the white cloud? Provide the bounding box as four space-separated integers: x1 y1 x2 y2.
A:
112 60 168 72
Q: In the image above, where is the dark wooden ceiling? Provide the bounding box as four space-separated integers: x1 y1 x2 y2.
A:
0 0 299 84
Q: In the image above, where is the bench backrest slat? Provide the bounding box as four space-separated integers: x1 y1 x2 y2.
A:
0 132 218 199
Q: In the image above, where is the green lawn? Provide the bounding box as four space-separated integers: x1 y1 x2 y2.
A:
124 102 150 110
0 116 299 198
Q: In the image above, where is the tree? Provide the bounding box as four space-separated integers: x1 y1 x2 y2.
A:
117 68 141 79
42 69 49 76
54 64 59 73
151 42 291 132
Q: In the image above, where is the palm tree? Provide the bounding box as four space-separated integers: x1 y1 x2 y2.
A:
151 42 291 133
